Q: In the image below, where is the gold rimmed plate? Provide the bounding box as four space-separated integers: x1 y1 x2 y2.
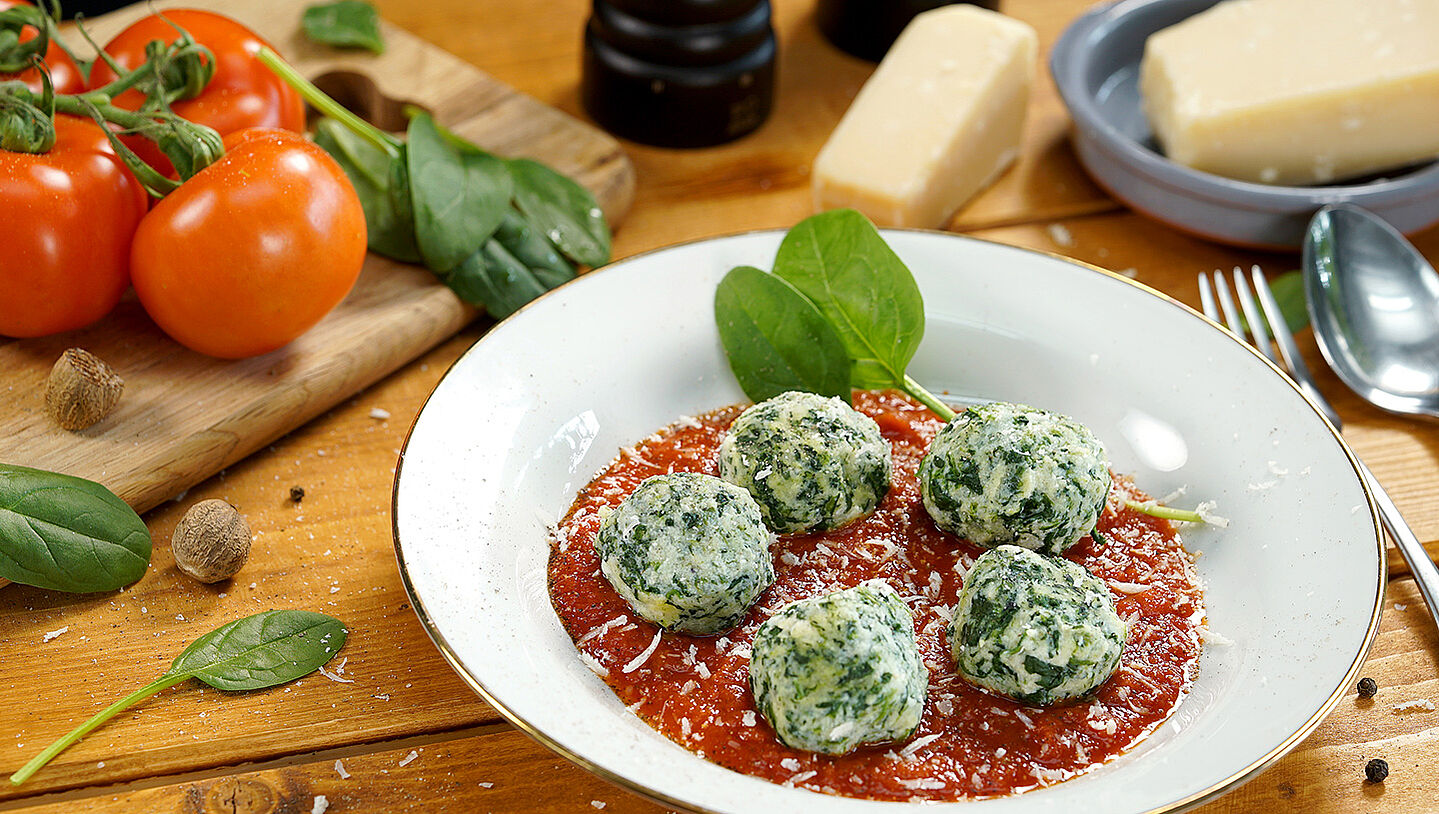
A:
392 230 1383 813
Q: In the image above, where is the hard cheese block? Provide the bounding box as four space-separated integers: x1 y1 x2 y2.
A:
811 5 1036 228
1140 0 1439 185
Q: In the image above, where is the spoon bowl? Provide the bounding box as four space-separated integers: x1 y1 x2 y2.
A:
1303 204 1439 419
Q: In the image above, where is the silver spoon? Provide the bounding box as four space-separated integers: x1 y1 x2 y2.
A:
1303 203 1439 622
1303 203 1439 419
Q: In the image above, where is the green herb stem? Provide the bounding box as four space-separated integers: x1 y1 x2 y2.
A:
254 45 400 158
902 374 956 423
9 672 188 786
1124 498 1205 524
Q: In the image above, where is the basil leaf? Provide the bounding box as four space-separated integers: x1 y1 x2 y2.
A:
302 0 385 54
314 119 420 263
716 265 852 403
440 239 548 319
773 209 925 391
494 209 575 290
508 158 611 268
407 112 511 272
0 464 150 593
171 609 348 691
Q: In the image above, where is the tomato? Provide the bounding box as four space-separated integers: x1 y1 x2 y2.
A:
130 128 367 359
0 0 84 94
0 114 147 338
87 10 304 176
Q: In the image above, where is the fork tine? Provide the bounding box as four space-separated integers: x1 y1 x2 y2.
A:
1212 269 1245 337
1251 268 1305 379
1251 267 1345 429
1233 269 1279 365
1198 271 1220 322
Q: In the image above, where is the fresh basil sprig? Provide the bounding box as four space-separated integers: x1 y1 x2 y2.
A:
257 48 611 320
715 210 955 420
10 610 347 785
0 464 150 593
302 0 386 54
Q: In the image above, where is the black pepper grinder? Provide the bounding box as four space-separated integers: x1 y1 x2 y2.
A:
816 0 1000 62
581 0 776 148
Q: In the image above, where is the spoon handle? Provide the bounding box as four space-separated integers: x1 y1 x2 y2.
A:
1359 460 1439 623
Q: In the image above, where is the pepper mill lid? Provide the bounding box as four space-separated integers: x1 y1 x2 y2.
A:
582 0 777 148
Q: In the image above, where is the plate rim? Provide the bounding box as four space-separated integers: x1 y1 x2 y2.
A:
390 227 1386 814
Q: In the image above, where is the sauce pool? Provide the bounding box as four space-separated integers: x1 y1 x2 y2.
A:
547 391 1204 801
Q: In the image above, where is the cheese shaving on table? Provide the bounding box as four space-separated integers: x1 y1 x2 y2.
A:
310 796 329 814
42 626 69 643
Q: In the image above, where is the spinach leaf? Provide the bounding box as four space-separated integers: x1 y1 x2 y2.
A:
494 209 575 290
171 609 348 690
440 239 548 319
407 112 511 273
9 610 346 786
508 158 611 268
1235 269 1308 334
772 209 925 391
302 0 385 54
715 265 852 403
0 464 150 593
313 118 420 263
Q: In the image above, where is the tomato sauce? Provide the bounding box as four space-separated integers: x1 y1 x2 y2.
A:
547 391 1204 801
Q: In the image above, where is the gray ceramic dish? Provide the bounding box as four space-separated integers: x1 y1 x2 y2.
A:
1050 0 1439 250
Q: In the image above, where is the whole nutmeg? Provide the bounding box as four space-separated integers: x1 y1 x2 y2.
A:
172 499 251 583
45 348 124 431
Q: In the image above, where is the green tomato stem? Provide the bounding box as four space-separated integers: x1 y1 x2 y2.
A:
1124 498 1205 524
254 46 401 158
902 374 956 422
52 94 180 196
9 671 190 785
87 59 157 100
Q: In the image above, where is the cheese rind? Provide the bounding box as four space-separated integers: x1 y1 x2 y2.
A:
811 5 1036 228
1140 0 1439 185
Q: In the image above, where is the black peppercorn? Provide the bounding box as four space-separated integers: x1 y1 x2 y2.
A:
1365 758 1389 783
289 485 305 503
1357 677 1378 698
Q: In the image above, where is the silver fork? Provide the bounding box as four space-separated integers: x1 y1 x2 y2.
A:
1199 267 1439 625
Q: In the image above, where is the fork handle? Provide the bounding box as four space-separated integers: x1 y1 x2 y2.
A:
1359 460 1439 622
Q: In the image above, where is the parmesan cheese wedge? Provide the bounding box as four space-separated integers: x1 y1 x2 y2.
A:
1140 0 1439 185
811 5 1036 228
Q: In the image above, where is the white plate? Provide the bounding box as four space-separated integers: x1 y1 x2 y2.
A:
392 231 1383 814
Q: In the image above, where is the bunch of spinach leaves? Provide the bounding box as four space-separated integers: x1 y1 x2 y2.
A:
258 48 610 320
10 609 346 785
0 464 150 593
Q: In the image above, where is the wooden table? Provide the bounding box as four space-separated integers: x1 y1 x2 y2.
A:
4 0 1438 811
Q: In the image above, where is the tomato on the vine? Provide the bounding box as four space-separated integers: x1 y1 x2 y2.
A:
0 0 83 95
0 114 147 338
130 128 367 359
87 9 304 175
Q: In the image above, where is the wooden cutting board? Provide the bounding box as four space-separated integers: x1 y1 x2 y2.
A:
0 0 634 514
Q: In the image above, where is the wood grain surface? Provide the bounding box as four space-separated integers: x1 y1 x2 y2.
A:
3 0 1438 812
0 0 633 515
